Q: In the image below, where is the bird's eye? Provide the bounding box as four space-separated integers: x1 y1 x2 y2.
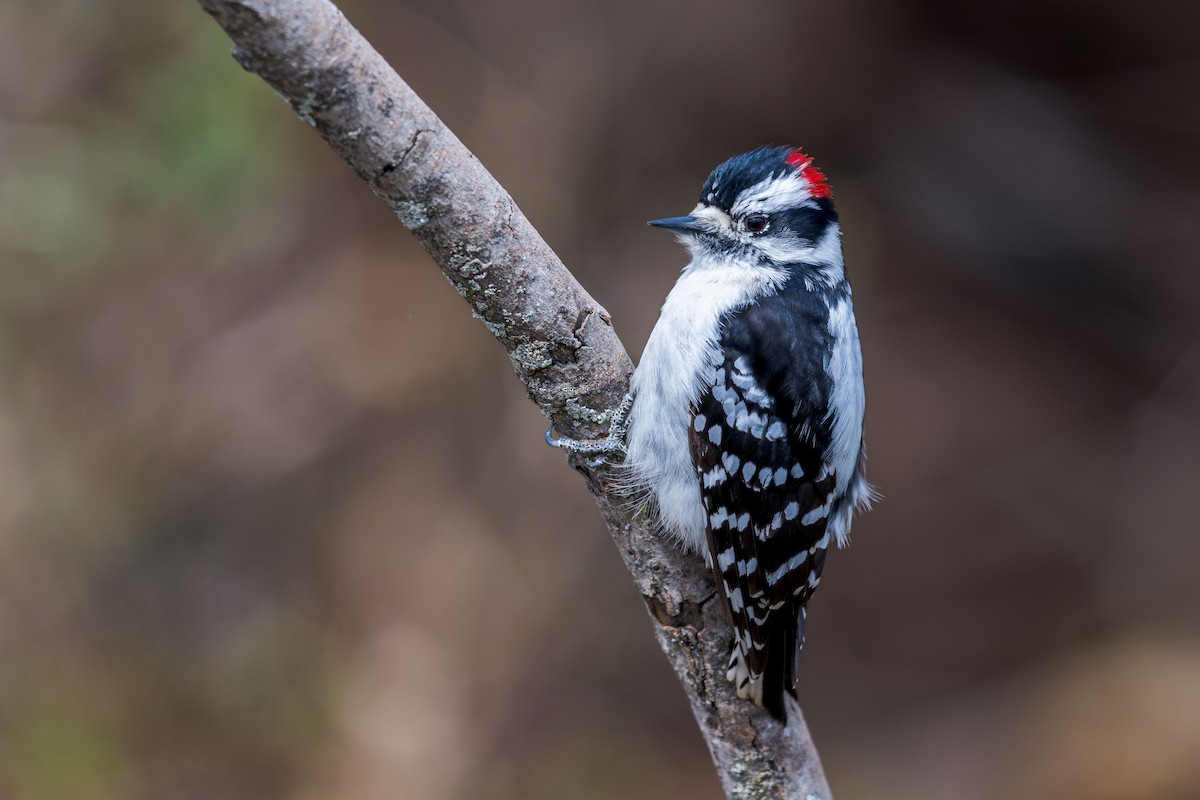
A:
745 213 769 233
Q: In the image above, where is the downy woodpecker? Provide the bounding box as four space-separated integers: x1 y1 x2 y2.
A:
553 146 875 721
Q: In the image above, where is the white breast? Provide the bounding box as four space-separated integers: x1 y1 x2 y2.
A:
824 294 868 547
623 255 785 552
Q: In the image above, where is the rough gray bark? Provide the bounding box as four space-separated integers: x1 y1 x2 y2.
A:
196 1 834 797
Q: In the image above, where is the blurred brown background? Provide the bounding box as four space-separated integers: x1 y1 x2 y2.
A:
2 1 1199 798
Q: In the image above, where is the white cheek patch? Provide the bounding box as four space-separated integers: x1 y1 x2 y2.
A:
753 223 844 279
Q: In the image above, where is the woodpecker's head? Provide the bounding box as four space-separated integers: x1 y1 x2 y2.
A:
649 146 843 279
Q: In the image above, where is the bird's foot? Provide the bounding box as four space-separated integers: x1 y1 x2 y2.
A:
545 392 632 467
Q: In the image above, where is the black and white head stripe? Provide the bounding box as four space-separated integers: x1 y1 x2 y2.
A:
680 147 843 281
701 146 832 213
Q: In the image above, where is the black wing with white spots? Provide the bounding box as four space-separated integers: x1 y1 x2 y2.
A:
688 280 842 719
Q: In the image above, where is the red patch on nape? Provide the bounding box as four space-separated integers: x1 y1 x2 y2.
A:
786 147 833 199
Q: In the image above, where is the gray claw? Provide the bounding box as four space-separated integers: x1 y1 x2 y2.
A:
544 392 633 461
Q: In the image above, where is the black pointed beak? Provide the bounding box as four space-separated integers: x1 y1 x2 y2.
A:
647 215 705 234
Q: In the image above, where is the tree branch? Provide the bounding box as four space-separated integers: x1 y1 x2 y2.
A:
196 1 833 797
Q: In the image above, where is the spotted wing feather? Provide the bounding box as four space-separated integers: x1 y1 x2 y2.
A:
689 281 841 718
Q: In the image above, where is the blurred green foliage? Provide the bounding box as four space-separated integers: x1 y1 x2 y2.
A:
1 670 129 800
0 10 295 307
